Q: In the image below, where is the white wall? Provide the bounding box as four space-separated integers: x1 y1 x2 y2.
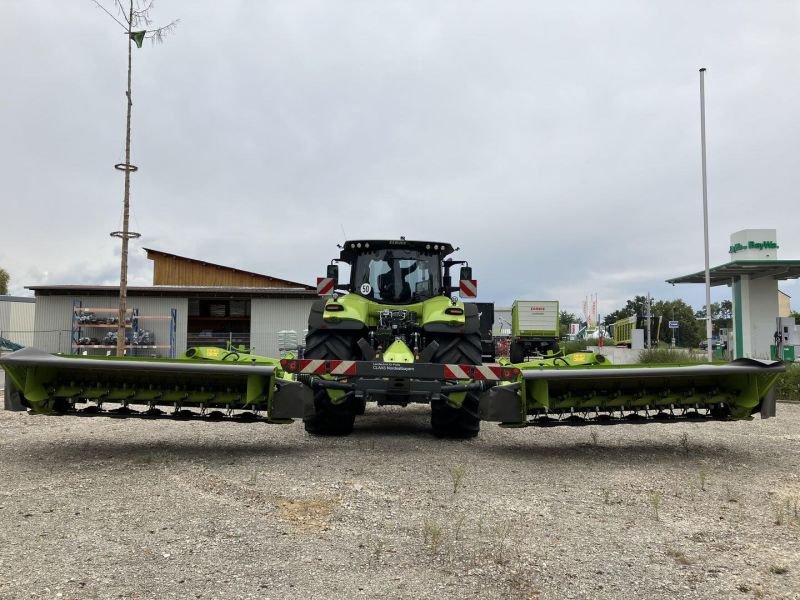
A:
250 297 317 357
0 298 35 347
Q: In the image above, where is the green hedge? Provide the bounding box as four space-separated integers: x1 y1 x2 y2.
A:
776 363 800 402
637 348 704 364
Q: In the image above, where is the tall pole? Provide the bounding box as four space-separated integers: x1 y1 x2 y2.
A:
699 68 713 363
112 1 141 357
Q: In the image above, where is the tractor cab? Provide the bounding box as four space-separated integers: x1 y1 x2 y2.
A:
319 240 475 304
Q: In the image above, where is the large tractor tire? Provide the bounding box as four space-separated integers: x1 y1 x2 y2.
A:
509 340 526 364
303 329 358 436
428 305 482 438
431 391 481 439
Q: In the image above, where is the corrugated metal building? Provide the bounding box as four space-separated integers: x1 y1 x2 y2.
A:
29 286 317 357
0 296 36 347
27 249 318 357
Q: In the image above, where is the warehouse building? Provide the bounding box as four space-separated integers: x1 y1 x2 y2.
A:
0 296 35 349
28 249 318 358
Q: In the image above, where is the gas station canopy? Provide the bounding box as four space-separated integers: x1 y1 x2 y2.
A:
667 260 800 287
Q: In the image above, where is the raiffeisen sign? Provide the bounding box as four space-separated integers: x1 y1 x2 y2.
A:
729 240 778 254
728 229 778 261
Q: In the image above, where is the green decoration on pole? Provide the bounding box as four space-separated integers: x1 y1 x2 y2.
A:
130 30 146 48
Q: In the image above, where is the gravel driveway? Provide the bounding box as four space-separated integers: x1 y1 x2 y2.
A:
1 401 798 599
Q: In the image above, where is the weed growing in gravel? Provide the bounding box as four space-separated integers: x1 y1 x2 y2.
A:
679 432 690 457
247 470 257 486
724 485 739 503
589 429 599 446
449 464 466 494
491 521 514 565
774 495 799 528
372 539 385 564
698 468 708 491
769 564 788 575
602 488 611 504
666 548 692 565
452 514 466 542
423 519 444 554
649 492 662 521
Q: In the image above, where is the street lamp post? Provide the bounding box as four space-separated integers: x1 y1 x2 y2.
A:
699 67 713 363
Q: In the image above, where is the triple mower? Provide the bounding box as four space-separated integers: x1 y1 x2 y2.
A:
1 239 785 438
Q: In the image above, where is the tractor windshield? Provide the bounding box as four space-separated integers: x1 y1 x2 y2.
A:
352 250 441 303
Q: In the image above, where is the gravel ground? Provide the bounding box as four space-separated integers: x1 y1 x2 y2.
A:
1 401 799 600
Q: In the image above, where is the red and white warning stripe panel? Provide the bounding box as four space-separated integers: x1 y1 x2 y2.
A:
280 359 357 376
443 364 471 379
329 360 357 375
459 279 478 298
316 277 335 296
443 364 519 381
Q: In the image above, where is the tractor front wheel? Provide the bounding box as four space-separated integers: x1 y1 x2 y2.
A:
428 328 482 438
302 329 358 436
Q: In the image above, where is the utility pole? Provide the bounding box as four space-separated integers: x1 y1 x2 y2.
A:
699 67 713 363
92 1 177 356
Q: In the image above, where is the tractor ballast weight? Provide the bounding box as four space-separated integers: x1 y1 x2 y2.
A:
0 239 786 437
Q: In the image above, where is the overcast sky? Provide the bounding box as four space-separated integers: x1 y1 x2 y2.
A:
1 0 798 318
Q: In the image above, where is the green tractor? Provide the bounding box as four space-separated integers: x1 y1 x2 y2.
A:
303 239 484 438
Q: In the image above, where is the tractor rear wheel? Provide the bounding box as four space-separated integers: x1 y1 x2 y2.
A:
428 322 482 438
303 329 358 436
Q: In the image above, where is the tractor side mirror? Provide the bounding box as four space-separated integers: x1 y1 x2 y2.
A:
327 264 339 283
459 266 472 281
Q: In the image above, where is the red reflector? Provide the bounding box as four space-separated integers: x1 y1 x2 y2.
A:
501 368 519 380
325 304 344 312
281 360 297 373
444 307 464 315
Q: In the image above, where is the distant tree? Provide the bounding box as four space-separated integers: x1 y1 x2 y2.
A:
791 310 800 324
604 295 649 326
559 310 578 336
655 299 702 347
0 268 8 295
719 300 733 322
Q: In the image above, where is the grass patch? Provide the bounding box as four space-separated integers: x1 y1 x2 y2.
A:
769 564 788 575
698 468 708 492
639 348 704 364
449 464 466 494
422 519 444 554
775 363 800 402
679 432 690 458
666 548 692 565
649 492 662 521
774 495 799 527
